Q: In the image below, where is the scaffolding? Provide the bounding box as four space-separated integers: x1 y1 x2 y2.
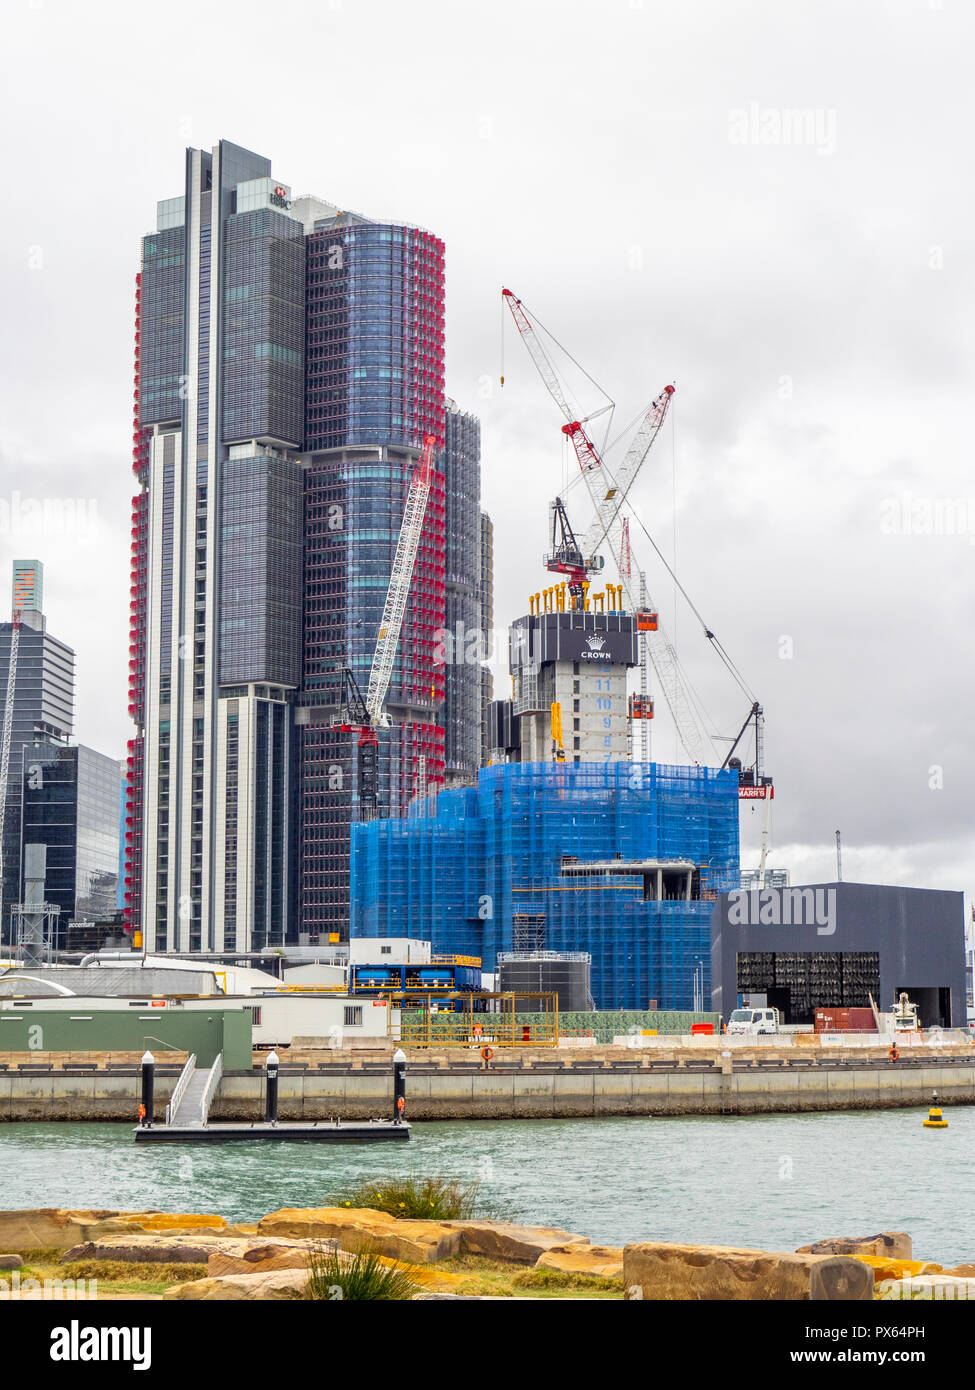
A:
395 991 559 1047
351 760 740 1011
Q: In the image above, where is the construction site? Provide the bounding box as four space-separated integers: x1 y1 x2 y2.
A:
346 286 775 1011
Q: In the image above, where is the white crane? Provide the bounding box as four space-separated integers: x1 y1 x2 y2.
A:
365 433 437 726
502 288 714 765
337 434 438 816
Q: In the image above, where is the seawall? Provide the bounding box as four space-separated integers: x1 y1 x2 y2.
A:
2 1051 974 1120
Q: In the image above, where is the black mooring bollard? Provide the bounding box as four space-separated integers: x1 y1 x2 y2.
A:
140 1050 154 1128
393 1047 406 1123
266 1050 279 1126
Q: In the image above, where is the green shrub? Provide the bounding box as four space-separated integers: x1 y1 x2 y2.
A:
305 1243 416 1301
334 1172 484 1221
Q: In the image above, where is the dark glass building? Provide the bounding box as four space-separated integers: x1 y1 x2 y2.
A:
127 141 490 950
0 560 75 944
20 742 122 949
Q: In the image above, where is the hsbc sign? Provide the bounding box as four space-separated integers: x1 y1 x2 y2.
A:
270 184 290 208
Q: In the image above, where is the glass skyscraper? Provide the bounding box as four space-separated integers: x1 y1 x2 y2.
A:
127 141 492 951
0 561 75 943
20 742 121 949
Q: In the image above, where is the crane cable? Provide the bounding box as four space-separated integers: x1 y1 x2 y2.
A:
594 416 759 709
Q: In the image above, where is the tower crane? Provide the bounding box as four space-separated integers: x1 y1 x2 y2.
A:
335 434 438 819
501 286 772 792
502 287 712 765
0 612 21 939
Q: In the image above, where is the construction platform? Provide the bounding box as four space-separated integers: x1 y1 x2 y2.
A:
133 1120 411 1144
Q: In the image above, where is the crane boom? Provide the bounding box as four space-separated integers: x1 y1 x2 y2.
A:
365 433 437 726
501 288 606 500
578 384 675 571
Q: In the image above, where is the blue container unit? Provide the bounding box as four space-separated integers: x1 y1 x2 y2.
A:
350 961 483 1012
350 761 740 1011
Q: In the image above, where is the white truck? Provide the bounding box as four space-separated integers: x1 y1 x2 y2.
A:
727 1006 781 1036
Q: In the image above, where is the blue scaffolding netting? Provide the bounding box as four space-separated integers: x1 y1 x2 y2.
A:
350 761 740 1010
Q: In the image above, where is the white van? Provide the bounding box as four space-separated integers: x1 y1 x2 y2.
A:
727 1007 780 1036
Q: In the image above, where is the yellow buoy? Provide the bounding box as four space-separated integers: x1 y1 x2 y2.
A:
923 1092 948 1128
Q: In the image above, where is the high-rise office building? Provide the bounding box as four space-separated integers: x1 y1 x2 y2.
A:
479 511 495 765
127 140 489 951
20 741 122 950
0 561 75 942
442 401 483 789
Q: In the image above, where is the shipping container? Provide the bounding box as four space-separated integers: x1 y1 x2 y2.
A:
814 1006 876 1033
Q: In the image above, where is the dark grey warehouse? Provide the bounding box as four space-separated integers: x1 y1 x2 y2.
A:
711 882 967 1028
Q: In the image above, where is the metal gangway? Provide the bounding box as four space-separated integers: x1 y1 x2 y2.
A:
165 1052 223 1127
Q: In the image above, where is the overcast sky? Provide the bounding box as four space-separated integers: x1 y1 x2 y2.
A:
1 0 972 913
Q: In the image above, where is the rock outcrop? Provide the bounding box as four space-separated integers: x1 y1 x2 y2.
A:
623 1241 872 1300
536 1245 620 1273
164 1269 311 1301
257 1207 460 1263
447 1221 589 1264
797 1231 912 1260
535 1244 623 1278
0 1208 231 1252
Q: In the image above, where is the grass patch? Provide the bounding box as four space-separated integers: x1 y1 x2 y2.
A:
12 1255 207 1300
333 1172 487 1221
306 1243 417 1301
58 1260 207 1284
20 1247 71 1265
433 1253 622 1300
512 1268 624 1292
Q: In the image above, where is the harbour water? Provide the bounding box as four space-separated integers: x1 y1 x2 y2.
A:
1 1106 971 1264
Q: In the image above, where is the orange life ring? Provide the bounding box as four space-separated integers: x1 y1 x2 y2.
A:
481 1046 494 1062
889 1044 900 1062
396 1095 405 1112
138 1103 146 1119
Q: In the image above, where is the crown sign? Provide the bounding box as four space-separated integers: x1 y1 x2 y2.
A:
586 634 605 650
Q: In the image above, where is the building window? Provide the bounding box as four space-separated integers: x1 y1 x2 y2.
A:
344 1005 363 1027
380 945 391 955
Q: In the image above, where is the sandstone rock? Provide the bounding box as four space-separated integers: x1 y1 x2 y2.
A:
623 1242 871 1301
0 1209 121 1251
258 1207 460 1264
797 1232 912 1260
851 1255 941 1282
448 1221 590 1265
0 1254 23 1270
207 1243 317 1277
103 1212 228 1236
535 1244 623 1278
809 1257 873 1301
164 1268 311 1301
61 1236 234 1265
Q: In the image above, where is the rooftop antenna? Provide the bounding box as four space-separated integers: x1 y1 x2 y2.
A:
835 829 843 882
